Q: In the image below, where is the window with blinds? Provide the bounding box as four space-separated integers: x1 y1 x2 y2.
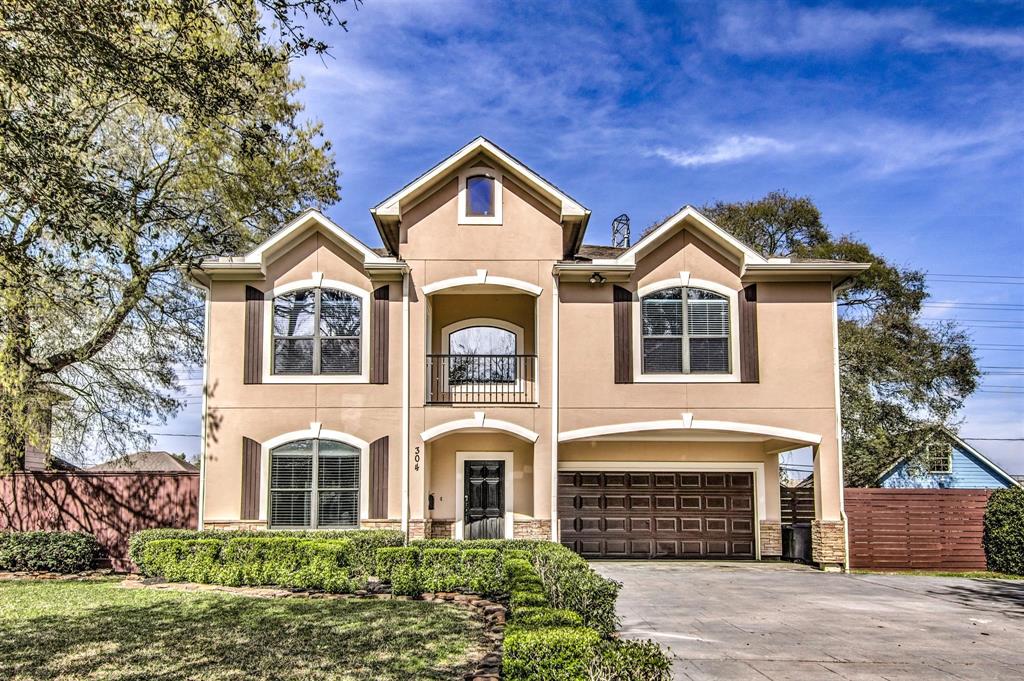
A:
273 288 361 375
270 439 359 529
641 286 730 374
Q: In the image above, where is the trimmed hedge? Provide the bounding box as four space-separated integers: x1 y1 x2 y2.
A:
984 487 1024 575
532 543 621 636
591 639 673 681
0 531 99 573
419 548 463 592
139 536 358 592
503 626 602 681
129 528 402 575
375 546 419 582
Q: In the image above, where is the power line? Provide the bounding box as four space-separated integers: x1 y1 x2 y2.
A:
962 437 1024 441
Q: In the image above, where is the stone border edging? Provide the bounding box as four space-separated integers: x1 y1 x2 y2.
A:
118 579 505 681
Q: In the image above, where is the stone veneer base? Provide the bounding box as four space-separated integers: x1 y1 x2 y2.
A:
759 521 782 558
811 519 847 569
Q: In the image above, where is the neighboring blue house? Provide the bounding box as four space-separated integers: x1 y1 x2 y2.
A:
877 430 1020 489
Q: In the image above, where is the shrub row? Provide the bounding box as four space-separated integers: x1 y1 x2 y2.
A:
984 487 1024 575
499 552 670 681
129 528 403 575
385 541 669 680
0 531 99 573
141 537 358 592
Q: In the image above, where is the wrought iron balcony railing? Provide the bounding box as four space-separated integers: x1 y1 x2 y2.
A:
426 354 537 404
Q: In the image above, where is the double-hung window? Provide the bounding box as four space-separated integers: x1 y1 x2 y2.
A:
925 443 953 475
273 287 361 375
641 286 730 374
269 439 360 529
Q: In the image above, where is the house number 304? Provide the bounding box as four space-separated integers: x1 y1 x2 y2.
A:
413 447 421 471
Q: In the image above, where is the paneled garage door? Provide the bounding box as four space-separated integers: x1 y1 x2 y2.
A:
557 470 756 559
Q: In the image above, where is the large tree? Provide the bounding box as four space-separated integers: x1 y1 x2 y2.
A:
701 192 979 486
0 1 354 470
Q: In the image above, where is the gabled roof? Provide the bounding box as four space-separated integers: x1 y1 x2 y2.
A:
875 428 1021 488
196 209 408 282
370 137 591 257
87 451 199 473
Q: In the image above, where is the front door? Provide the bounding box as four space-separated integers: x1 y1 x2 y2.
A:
464 460 505 539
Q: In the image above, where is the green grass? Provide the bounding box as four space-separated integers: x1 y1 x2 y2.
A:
854 569 1024 580
0 579 485 680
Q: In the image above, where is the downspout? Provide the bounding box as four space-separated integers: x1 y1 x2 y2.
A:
550 271 560 542
401 270 410 537
832 281 851 572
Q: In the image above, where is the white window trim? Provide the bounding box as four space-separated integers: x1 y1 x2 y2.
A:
458 166 503 225
262 275 371 384
455 451 514 540
632 274 741 383
926 442 953 475
557 460 764 559
259 424 370 526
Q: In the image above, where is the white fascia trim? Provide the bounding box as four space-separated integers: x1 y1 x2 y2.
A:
559 460 766 557
259 424 371 524
616 206 768 267
421 411 540 444
421 270 543 296
244 209 394 266
458 166 503 225
558 416 821 447
262 277 371 384
455 451 514 540
632 277 741 383
373 137 587 221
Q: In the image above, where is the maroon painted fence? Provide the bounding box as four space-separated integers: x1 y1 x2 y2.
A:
845 488 991 571
0 472 198 571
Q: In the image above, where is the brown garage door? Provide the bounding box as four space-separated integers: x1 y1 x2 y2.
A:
558 470 756 559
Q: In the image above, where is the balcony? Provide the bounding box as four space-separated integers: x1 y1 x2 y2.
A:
426 354 537 404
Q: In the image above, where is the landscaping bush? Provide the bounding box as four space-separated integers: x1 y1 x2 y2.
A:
512 606 583 628
984 487 1024 575
0 531 99 573
419 548 462 592
589 640 672 681
533 543 621 636
129 528 402 574
142 539 221 582
375 546 420 582
461 548 501 595
502 626 601 681
391 562 421 596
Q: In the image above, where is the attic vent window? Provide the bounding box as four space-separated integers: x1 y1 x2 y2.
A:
466 176 495 217
459 167 502 225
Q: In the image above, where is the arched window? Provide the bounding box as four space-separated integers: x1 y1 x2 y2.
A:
273 287 361 375
641 286 730 374
465 175 495 217
270 439 359 528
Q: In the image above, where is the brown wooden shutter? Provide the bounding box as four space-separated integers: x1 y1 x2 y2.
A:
613 285 633 384
369 436 389 519
370 285 390 384
243 285 264 384
739 284 759 383
240 436 261 520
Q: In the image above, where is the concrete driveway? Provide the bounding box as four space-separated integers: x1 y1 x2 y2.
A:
591 561 1024 681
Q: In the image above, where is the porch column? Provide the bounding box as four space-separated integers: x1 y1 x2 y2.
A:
811 443 846 570
760 452 782 558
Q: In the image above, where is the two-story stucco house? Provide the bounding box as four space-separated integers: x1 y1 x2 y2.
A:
190 138 869 569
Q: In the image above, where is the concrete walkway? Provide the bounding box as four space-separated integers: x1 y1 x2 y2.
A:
592 561 1024 681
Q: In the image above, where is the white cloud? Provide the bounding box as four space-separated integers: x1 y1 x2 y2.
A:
650 135 793 167
716 2 1024 57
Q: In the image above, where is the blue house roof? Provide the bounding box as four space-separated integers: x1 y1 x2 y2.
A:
877 431 1020 489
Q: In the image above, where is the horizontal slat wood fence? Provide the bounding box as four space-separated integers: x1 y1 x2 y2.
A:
780 486 816 525
0 472 198 571
845 488 991 571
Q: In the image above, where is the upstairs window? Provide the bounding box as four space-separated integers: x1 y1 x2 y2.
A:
273 287 361 375
641 286 730 374
925 443 953 475
466 175 495 217
270 439 359 529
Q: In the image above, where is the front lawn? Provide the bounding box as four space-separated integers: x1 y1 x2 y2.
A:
0 579 485 680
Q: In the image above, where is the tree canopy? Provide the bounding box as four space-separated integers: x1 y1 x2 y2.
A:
701 192 980 486
0 1 354 469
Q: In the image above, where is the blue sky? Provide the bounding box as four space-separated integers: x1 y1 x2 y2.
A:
155 0 1023 474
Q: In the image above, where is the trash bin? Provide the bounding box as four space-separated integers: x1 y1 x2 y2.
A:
782 522 812 563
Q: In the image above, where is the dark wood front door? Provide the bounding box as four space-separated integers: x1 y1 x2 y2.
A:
558 471 756 559
464 460 505 539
